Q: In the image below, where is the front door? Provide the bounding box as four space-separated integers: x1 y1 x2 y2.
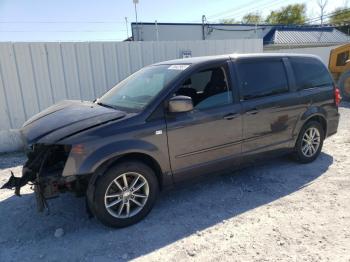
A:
165 63 242 181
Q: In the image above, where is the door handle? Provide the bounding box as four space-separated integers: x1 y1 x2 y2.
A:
246 108 259 115
223 113 239 120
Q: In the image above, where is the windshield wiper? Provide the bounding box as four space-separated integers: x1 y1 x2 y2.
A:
96 102 119 110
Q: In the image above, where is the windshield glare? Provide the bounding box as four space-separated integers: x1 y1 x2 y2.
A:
97 65 188 111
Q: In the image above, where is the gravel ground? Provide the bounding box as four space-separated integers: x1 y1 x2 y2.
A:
0 104 350 262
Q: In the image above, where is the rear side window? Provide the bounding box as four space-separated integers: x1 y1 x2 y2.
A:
237 60 289 100
290 57 333 90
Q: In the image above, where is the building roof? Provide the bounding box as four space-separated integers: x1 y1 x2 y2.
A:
131 22 350 46
263 26 350 46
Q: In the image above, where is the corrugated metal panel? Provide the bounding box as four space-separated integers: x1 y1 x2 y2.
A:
30 43 55 110
0 39 262 130
60 43 81 100
46 43 69 103
273 28 350 44
0 65 11 130
0 43 27 128
12 43 40 119
102 42 121 91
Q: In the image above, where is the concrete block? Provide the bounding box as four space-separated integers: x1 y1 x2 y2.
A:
0 129 24 153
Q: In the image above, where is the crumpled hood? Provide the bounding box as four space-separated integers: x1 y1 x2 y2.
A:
21 100 126 144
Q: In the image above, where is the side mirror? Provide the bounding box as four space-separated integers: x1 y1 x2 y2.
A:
168 95 193 113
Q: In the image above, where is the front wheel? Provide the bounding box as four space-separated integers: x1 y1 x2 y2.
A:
91 161 159 228
294 121 324 164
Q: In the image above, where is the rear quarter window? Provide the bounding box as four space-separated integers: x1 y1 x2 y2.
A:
237 59 289 100
290 57 333 90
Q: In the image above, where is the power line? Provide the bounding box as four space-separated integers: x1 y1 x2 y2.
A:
206 0 269 20
0 39 127 41
214 0 294 22
0 30 127 33
214 0 292 21
0 21 125 24
184 0 271 22
304 7 350 24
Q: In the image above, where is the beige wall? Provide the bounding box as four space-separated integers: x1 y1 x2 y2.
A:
264 45 341 66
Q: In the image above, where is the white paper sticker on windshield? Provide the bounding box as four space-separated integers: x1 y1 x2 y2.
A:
168 65 189 70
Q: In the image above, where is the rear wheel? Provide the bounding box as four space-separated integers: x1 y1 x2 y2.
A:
91 161 159 228
338 70 350 101
294 121 324 163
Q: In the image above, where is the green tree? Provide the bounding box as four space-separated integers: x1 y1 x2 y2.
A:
242 12 263 24
266 4 307 24
329 7 350 24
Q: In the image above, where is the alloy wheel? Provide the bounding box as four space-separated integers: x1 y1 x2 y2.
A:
104 172 149 218
301 127 321 158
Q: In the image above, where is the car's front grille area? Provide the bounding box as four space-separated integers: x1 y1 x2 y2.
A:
25 144 71 177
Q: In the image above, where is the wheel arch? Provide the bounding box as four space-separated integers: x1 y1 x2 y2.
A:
292 114 326 163
293 112 327 148
86 151 168 211
92 152 166 191
303 115 327 137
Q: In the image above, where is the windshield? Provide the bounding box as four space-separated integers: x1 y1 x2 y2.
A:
97 64 189 112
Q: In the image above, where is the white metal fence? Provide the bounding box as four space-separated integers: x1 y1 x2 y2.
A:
0 39 262 152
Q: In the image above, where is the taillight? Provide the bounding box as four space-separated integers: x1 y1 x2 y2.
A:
334 86 341 107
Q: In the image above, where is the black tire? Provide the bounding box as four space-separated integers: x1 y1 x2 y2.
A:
90 161 159 228
338 70 350 102
294 121 324 164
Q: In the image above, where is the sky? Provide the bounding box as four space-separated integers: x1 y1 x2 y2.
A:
0 0 348 41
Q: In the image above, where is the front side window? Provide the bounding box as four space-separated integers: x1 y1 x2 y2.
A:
237 60 289 100
175 66 232 110
290 57 333 90
98 65 187 111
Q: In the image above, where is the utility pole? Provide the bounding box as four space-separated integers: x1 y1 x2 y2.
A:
155 20 159 41
317 0 328 26
125 17 129 39
202 15 206 40
133 0 139 24
133 0 139 40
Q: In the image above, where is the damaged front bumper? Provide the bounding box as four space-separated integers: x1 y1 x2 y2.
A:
1 144 86 212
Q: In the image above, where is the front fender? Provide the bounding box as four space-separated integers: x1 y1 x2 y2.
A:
63 139 169 177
